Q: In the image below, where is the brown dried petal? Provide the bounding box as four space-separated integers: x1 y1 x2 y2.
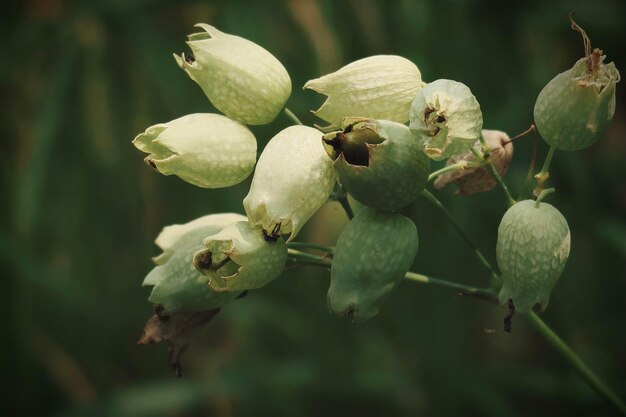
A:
434 130 513 195
137 305 221 377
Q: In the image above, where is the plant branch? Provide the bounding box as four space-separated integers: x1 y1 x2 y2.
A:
286 249 626 414
284 107 303 125
526 312 626 415
534 145 556 197
518 129 539 201
421 189 500 285
476 136 516 207
428 160 481 182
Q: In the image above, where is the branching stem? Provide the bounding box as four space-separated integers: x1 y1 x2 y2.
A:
284 107 303 125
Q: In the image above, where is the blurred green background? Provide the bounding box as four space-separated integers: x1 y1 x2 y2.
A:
2 0 625 416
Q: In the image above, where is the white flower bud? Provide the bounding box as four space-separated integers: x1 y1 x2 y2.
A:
174 24 291 125
243 125 337 241
409 79 483 161
304 55 425 126
144 213 247 312
133 113 257 188
193 221 287 292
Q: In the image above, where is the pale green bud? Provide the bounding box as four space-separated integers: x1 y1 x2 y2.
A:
243 126 337 241
143 213 247 312
133 113 257 188
193 221 287 292
497 199 570 313
328 208 419 322
323 118 429 211
409 79 483 161
174 24 291 125
304 55 425 126
534 54 619 151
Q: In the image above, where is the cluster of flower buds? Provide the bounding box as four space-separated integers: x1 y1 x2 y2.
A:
134 15 619 346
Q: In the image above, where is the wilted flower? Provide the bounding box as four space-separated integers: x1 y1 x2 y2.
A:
434 130 513 195
243 125 337 241
193 221 287 292
409 79 483 161
133 113 257 188
305 55 425 126
174 24 292 125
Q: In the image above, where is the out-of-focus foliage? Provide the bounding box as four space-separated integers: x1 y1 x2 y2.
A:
1 0 625 416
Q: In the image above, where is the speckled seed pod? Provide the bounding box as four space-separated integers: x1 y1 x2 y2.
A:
193 221 287 292
409 79 483 161
496 200 570 313
244 125 337 241
534 52 619 151
328 208 419 322
133 113 257 188
143 213 247 312
434 130 514 195
323 118 429 211
304 55 425 126
174 24 291 125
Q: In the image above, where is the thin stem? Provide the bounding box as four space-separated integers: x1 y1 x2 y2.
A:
526 312 626 415
404 271 496 301
284 107 303 125
287 248 327 263
534 145 556 196
287 242 334 253
428 160 481 182
338 195 354 220
535 188 555 208
476 136 516 207
518 130 538 201
421 190 500 285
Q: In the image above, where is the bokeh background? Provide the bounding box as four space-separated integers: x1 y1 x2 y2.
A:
2 0 625 416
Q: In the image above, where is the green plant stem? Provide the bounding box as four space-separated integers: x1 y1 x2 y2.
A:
287 242 334 253
534 145 556 195
427 160 481 182
526 312 626 415
421 189 500 285
284 107 303 125
476 137 516 207
518 132 538 201
338 195 354 220
287 249 626 414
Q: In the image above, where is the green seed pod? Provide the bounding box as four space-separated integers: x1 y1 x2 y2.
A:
244 126 337 241
409 79 483 161
496 198 570 313
143 213 247 312
133 113 256 188
174 24 291 125
328 208 419 322
193 221 287 292
434 130 514 195
534 19 620 151
323 118 429 211
304 55 426 126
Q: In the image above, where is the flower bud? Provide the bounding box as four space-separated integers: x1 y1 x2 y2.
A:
304 55 425 126
174 24 291 125
409 79 483 161
143 213 247 312
534 19 620 151
133 113 257 188
434 130 514 195
328 208 419 322
323 118 429 211
496 199 570 313
193 221 287 292
244 126 337 241
534 54 619 151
